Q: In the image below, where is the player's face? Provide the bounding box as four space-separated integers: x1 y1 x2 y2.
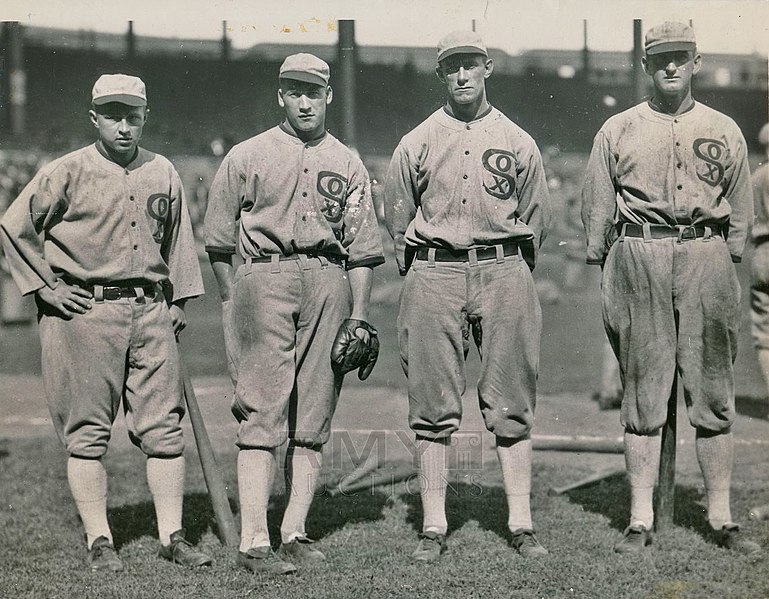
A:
278 79 332 140
437 53 493 105
89 103 146 157
643 50 701 95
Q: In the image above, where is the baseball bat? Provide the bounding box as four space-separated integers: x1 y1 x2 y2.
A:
548 467 625 496
177 342 240 547
656 371 678 531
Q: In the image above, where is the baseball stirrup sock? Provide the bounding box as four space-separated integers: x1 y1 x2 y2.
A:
238 448 276 551
625 431 661 530
281 445 323 543
418 438 449 535
67 457 112 548
146 456 185 546
497 438 533 530
696 431 734 530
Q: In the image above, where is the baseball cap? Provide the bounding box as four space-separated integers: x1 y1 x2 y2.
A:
279 53 330 87
436 30 488 63
92 74 147 106
644 21 697 56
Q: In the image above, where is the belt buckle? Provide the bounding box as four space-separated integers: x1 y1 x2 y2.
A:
103 287 121 300
676 225 696 243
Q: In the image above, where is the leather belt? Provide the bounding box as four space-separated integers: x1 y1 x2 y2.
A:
415 241 520 262
246 253 345 267
617 222 723 242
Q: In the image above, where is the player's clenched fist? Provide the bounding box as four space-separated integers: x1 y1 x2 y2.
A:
330 318 379 380
37 282 93 318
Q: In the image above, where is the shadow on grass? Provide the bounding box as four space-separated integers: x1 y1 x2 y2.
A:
109 492 232 549
735 395 768 420
565 476 711 537
399 482 510 542
269 488 392 542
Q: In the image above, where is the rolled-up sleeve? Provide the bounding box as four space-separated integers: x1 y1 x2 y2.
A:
204 152 245 255
383 143 418 275
163 170 204 301
722 132 752 263
581 131 619 265
342 161 385 269
0 170 65 295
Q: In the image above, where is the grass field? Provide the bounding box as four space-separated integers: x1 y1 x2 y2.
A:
1 152 768 598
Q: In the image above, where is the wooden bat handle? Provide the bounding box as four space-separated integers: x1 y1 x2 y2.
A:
178 346 239 547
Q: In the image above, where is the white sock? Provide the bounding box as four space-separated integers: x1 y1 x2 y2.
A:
280 445 322 543
625 431 661 530
417 437 449 535
497 437 533 531
696 431 734 530
238 448 275 552
67 457 111 548
146 456 185 546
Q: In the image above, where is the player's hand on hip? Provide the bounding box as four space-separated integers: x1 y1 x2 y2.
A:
36 282 92 319
169 303 187 335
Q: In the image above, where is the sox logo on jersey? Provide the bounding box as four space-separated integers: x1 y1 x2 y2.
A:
693 138 727 187
317 170 347 223
482 148 516 200
147 193 171 242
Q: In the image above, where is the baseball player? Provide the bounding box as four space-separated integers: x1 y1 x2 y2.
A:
383 31 552 562
748 123 769 522
0 74 212 570
204 53 384 575
582 22 760 555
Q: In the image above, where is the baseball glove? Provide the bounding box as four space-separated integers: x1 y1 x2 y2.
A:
330 318 379 380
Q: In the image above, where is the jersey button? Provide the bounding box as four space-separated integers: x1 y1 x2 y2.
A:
677 185 683 190
464 150 470 155
302 192 308 197
131 221 136 227
465 125 471 130
462 199 467 204
304 168 309 173
130 195 135 201
463 174 468 180
675 142 680 146
133 244 138 250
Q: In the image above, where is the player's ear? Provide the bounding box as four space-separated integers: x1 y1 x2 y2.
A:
641 55 651 76
692 52 702 75
435 65 446 83
89 109 99 129
326 85 333 105
483 58 494 79
277 88 285 109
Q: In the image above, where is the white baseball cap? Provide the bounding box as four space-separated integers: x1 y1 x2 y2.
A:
92 74 147 106
436 30 488 63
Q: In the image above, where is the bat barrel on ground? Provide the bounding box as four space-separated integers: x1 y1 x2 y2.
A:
331 464 417 496
548 467 625 496
178 345 239 547
328 452 380 496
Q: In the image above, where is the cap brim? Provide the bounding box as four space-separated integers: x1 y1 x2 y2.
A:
645 41 696 55
92 94 146 106
437 46 488 63
279 72 328 87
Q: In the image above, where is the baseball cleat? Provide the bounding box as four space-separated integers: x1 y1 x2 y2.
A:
158 529 212 567
278 535 326 562
614 525 652 554
87 536 124 572
714 524 761 557
238 546 298 575
510 528 549 557
411 531 446 562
